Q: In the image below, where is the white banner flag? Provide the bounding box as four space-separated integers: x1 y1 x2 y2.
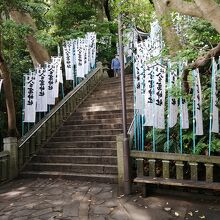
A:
84 41 89 76
75 39 85 78
153 64 166 129
134 56 143 111
0 79 3 92
72 40 77 66
212 59 219 133
181 98 189 129
63 42 74 80
144 64 154 126
55 57 63 84
89 33 96 69
46 63 56 105
168 67 178 128
36 67 48 112
194 69 203 135
179 62 189 129
52 57 63 98
24 73 37 123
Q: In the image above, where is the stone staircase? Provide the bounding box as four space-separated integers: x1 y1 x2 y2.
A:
21 74 134 183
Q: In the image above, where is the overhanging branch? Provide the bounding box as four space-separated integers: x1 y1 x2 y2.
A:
183 42 220 93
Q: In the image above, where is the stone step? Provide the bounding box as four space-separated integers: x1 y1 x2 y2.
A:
20 171 117 183
103 78 133 84
25 163 118 174
102 75 133 84
78 104 134 111
69 113 133 120
98 85 133 91
77 105 134 112
45 141 116 148
82 99 134 106
51 135 116 142
99 82 133 91
21 71 134 183
60 123 128 130
84 95 134 103
102 76 133 83
72 109 133 116
63 118 132 125
56 129 123 136
91 89 133 97
32 155 117 164
40 148 117 156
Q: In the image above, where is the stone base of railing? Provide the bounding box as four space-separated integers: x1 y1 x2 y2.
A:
3 137 18 180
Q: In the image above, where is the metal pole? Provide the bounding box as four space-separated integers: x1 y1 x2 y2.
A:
118 12 131 195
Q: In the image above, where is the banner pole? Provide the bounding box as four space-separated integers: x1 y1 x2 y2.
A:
192 70 196 154
179 62 183 154
22 75 25 136
166 61 171 152
152 64 156 152
141 64 145 151
208 57 215 156
133 60 137 150
141 101 145 151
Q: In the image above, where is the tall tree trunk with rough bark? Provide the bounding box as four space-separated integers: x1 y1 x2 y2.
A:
103 0 111 21
0 47 17 137
10 10 50 67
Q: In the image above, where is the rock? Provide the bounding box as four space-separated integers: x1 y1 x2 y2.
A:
93 206 111 215
164 207 171 212
63 201 80 217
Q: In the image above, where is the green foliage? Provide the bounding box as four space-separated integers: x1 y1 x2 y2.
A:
172 15 220 62
46 0 96 31
112 0 154 32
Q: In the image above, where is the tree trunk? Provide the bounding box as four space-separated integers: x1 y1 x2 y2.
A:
0 53 17 137
152 0 182 56
103 0 111 21
26 35 50 66
9 10 50 67
194 0 220 34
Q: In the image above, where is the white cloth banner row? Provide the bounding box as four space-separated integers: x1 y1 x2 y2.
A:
24 57 63 123
134 20 219 135
134 20 190 130
63 32 96 81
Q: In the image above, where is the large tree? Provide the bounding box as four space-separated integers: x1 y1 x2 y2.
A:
0 38 17 136
0 0 50 137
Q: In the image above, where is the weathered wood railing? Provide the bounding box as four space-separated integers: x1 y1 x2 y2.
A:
17 62 105 172
131 150 220 195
